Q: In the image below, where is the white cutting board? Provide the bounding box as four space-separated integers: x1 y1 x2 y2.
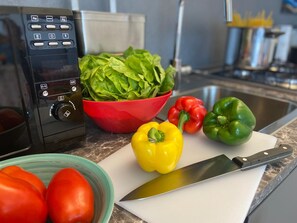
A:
98 131 277 223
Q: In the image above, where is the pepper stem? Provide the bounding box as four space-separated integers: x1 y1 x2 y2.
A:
148 127 165 143
177 110 189 133
217 115 228 125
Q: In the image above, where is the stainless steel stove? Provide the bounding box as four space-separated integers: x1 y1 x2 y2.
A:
213 62 297 90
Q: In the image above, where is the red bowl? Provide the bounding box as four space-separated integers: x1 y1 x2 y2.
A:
83 91 172 133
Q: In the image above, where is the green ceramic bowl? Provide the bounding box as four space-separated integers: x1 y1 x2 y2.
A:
0 153 114 223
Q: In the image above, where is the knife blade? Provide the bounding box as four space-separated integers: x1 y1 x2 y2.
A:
120 144 293 201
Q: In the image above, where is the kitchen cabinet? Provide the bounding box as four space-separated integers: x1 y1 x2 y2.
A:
245 166 297 223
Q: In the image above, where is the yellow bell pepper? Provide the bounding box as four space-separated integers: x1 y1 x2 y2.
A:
131 121 184 174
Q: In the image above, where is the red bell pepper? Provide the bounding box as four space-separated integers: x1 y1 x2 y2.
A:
167 96 207 134
1 165 46 198
0 172 48 223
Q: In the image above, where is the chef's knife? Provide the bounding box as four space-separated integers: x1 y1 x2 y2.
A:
120 144 293 201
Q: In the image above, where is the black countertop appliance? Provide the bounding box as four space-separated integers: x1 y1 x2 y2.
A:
0 6 85 160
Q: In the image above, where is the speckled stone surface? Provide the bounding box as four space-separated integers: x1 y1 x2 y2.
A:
65 119 144 223
66 75 297 223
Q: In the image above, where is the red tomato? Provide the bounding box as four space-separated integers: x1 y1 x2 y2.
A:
0 172 48 223
1 165 46 198
46 168 95 223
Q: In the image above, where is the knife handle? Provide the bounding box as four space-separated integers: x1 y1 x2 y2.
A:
232 144 293 171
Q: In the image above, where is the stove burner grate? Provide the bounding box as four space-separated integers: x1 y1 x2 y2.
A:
224 62 297 90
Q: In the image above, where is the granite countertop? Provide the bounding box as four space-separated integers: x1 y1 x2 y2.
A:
66 74 297 223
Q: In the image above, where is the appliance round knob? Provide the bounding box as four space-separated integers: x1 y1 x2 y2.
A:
51 102 75 121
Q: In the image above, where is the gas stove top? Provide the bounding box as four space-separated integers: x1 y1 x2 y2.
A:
212 62 297 90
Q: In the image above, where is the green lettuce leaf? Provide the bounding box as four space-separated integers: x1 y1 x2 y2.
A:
79 47 175 101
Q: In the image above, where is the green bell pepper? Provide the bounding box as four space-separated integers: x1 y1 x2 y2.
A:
202 97 256 146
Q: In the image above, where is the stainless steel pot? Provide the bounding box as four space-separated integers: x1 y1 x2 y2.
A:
236 27 284 70
225 27 242 66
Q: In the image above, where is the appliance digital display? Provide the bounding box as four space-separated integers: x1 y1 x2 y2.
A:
31 53 78 82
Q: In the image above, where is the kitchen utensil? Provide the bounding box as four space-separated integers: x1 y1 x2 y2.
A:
237 27 284 70
274 25 293 62
83 91 171 133
0 153 114 223
225 27 242 65
98 131 278 223
121 144 292 201
73 10 145 56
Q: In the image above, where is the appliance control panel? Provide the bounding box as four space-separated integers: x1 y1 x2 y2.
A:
35 78 84 137
20 7 85 149
0 6 85 158
21 8 77 51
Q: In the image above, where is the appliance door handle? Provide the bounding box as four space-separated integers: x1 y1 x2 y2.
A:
0 145 31 159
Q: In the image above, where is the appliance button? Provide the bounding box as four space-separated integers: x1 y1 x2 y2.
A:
42 91 49 97
62 33 69 39
30 24 42 29
62 41 72 46
33 33 42 40
40 83 48 90
71 86 77 92
48 33 56 39
60 16 67 22
46 15 54 22
60 24 70 30
45 24 56 29
57 95 65 101
33 42 44 47
31 15 39 22
48 41 59 46
70 79 76 85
